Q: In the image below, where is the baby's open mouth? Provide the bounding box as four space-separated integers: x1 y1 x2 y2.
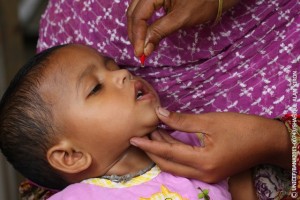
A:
136 90 144 100
134 80 151 101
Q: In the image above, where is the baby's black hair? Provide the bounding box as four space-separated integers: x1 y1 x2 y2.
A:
0 44 68 190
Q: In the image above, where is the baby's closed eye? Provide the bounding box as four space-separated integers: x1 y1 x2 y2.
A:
89 84 102 96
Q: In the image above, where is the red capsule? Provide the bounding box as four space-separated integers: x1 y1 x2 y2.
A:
140 54 146 67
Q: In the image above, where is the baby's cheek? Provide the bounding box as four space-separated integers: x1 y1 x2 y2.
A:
145 109 160 130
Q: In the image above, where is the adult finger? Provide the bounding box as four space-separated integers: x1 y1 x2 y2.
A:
127 0 165 56
130 136 204 168
127 0 140 44
143 10 186 55
150 129 182 145
127 0 149 56
146 152 210 181
156 107 210 133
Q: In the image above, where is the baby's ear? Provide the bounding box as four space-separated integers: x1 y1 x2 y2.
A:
47 140 92 174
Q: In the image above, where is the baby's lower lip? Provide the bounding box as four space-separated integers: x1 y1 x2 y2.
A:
137 93 155 101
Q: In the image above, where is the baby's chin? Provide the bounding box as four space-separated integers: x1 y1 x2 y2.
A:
137 117 159 138
148 104 160 129
134 102 160 137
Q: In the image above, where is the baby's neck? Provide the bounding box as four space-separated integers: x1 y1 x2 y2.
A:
104 146 154 177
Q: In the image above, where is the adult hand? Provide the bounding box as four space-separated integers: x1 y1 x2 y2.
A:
127 0 239 57
130 108 292 183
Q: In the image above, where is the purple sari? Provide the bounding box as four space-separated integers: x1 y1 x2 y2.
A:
37 0 300 118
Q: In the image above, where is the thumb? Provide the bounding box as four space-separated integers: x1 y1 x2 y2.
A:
156 107 206 133
144 12 184 55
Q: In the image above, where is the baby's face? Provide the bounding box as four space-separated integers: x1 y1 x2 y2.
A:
40 44 160 175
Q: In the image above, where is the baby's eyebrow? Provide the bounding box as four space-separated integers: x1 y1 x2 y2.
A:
76 64 96 91
103 57 113 67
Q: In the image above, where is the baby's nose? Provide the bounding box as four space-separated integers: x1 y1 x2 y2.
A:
112 69 133 87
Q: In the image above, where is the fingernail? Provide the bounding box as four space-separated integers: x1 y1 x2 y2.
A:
130 138 140 147
157 107 170 117
151 131 162 139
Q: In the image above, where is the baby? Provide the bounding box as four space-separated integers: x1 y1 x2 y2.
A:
0 44 232 199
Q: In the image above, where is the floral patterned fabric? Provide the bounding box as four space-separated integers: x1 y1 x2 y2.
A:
19 181 57 200
254 165 292 200
37 0 300 118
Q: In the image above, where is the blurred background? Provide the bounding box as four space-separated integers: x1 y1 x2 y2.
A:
0 0 48 199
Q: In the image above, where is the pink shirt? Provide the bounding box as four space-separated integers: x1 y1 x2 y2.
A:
49 132 231 200
49 166 230 200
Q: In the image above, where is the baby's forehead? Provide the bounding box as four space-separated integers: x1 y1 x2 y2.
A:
49 44 102 70
37 45 100 97
37 51 74 99
44 45 89 74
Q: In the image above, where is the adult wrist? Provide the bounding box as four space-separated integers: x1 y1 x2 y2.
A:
267 119 292 169
259 115 300 199
247 115 292 169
